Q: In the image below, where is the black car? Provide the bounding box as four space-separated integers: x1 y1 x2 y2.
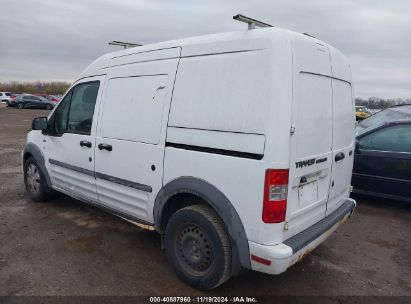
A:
352 104 411 203
11 94 55 110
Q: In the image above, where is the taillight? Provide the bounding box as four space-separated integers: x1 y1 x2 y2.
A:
262 169 289 223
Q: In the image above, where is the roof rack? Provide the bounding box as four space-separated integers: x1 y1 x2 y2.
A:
108 40 142 49
233 14 273 30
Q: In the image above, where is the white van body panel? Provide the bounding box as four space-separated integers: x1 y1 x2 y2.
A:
163 149 287 245
285 72 333 238
169 49 276 134
25 27 356 278
45 75 106 202
94 48 180 223
166 127 266 156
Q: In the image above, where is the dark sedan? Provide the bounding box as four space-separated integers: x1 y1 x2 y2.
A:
352 104 411 203
10 94 55 110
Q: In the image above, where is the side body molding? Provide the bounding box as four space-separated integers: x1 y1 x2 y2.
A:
23 143 52 187
154 176 251 270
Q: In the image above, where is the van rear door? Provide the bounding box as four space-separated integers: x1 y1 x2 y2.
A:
285 72 333 238
326 79 355 215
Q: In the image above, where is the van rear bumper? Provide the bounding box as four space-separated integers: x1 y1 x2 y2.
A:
249 198 356 275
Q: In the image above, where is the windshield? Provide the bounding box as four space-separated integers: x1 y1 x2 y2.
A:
358 106 411 131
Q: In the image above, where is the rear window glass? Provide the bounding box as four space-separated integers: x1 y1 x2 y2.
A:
358 106 411 130
5 93 12 96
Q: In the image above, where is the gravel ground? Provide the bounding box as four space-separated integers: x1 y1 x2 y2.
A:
0 106 410 298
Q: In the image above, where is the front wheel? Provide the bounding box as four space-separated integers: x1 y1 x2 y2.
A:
45 104 52 110
24 157 54 201
165 204 232 290
17 103 24 109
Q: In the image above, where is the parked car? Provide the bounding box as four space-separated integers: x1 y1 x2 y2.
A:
33 93 60 103
11 94 55 110
353 105 411 202
357 104 411 136
0 92 13 104
355 106 372 121
368 108 382 115
23 26 356 290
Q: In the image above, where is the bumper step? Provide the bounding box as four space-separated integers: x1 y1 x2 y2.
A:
284 199 356 253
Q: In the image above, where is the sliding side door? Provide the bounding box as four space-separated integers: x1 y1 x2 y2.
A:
94 49 180 223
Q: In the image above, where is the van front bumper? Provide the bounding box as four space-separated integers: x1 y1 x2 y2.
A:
249 198 356 275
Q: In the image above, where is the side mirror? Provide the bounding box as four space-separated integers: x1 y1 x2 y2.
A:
32 117 48 130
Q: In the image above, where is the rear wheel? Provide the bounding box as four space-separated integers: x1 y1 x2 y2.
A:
165 204 232 290
17 103 24 109
24 157 54 201
45 104 52 110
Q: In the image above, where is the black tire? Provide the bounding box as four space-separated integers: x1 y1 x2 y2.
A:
45 104 52 110
165 204 232 290
17 103 24 109
23 156 54 201
5 101 9 107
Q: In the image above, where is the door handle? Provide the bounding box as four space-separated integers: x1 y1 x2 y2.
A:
80 140 92 148
98 143 112 151
335 152 345 162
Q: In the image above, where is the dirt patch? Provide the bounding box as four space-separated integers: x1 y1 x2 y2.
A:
67 235 101 254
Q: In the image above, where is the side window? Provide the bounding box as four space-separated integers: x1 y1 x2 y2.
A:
54 81 99 135
66 82 99 134
23 96 31 101
54 91 72 134
359 125 411 153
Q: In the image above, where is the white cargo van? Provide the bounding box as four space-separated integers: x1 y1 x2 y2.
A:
23 26 356 290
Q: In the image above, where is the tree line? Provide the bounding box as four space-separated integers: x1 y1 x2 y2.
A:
0 81 71 95
355 97 411 110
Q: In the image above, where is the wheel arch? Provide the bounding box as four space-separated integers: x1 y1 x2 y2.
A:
23 143 52 188
154 176 251 272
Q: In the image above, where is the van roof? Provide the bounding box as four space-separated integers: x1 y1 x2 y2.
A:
78 27 348 80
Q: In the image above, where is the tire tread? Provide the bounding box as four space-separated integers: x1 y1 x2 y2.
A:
185 204 232 288
165 203 232 290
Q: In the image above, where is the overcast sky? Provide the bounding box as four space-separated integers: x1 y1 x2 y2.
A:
1 0 410 98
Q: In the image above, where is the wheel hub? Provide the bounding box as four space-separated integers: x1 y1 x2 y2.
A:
26 163 40 194
178 224 212 273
